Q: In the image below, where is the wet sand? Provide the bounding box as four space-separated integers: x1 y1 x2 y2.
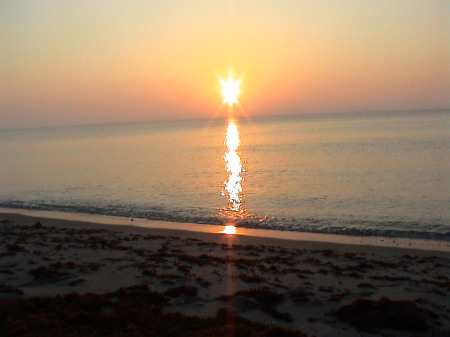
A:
1 211 449 337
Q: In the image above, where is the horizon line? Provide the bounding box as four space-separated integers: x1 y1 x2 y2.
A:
1 107 448 132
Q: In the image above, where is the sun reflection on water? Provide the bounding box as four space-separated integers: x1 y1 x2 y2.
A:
223 119 245 215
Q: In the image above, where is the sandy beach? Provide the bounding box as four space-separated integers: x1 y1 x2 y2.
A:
0 211 449 337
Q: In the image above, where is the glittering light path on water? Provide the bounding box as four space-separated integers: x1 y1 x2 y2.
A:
223 119 244 213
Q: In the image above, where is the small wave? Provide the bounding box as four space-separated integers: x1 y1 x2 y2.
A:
0 200 448 241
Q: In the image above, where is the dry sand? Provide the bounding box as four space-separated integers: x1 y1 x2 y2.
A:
0 211 449 337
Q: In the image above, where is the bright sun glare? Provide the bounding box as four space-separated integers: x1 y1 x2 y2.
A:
221 225 237 235
224 119 243 212
220 72 241 106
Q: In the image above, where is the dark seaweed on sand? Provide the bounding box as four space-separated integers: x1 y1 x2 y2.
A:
333 297 436 332
217 288 292 322
218 288 284 307
0 285 307 337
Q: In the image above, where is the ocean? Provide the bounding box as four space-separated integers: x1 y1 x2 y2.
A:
1 110 448 240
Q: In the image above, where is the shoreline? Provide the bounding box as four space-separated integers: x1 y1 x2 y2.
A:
1 207 449 253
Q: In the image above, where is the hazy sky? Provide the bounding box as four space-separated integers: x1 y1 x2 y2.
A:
0 1 448 129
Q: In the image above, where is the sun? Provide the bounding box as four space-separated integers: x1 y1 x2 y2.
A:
220 72 241 106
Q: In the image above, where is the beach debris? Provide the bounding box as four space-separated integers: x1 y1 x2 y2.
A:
229 296 259 311
333 297 435 332
164 285 198 298
28 266 69 282
34 221 43 229
357 282 376 289
68 278 86 286
218 288 284 307
262 305 293 322
0 287 309 337
0 283 23 296
217 288 292 321
216 307 304 336
195 276 211 288
238 273 266 283
7 244 24 252
289 288 312 303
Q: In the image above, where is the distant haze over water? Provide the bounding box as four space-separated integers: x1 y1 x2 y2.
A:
0 110 449 240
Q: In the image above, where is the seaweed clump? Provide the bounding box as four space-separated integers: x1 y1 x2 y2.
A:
218 288 292 322
0 284 307 337
333 297 434 332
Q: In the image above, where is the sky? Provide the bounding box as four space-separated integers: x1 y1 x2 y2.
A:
0 1 448 129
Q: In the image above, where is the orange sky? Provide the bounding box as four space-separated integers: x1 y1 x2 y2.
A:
0 1 448 129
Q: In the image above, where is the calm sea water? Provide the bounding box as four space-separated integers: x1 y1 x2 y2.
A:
1 110 449 240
